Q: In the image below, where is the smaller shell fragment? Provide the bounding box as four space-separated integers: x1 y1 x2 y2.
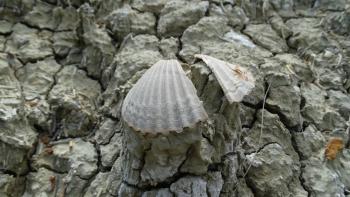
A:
195 54 255 103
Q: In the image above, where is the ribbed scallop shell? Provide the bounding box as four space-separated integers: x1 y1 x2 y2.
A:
122 59 208 134
195 54 255 103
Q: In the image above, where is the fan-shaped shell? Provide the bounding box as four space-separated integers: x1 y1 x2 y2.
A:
195 54 255 103
122 59 208 134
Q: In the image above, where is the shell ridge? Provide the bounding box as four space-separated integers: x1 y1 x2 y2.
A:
174 60 195 128
208 57 237 96
155 60 167 131
174 61 191 125
122 88 135 126
176 62 199 126
170 60 183 131
127 64 154 130
133 65 154 106
123 79 143 125
166 60 178 131
127 63 158 129
145 63 161 130
176 60 207 127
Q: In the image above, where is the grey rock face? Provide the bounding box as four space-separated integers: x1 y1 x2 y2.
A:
23 168 65 197
206 172 223 197
246 143 307 197
209 4 249 30
170 176 207 197
48 66 101 138
235 178 254 197
243 110 299 159
118 182 141 196
0 20 13 34
327 90 350 119
84 172 110 197
106 5 156 40
0 36 5 51
142 188 174 197
108 34 163 89
123 127 204 185
33 138 98 179
244 24 289 53
106 157 123 196
197 73 224 114
190 62 211 96
236 0 295 22
16 58 61 129
220 154 239 196
333 150 350 192
157 0 209 37
131 0 168 14
23 1 58 30
273 53 314 82
92 0 124 19
179 16 231 61
23 1 79 31
53 31 80 58
286 18 330 52
0 54 37 174
302 105 346 131
17 58 61 99
100 132 122 168
301 83 327 104
5 23 53 63
94 118 120 145
65 176 90 197
260 59 293 87
266 85 301 128
240 104 256 129
269 14 293 39
303 159 346 197
318 66 347 90
180 16 272 63
242 66 265 106
79 4 116 85
324 8 350 35
2 1 350 197
0 173 25 196
315 0 347 11
24 164 89 196
159 37 179 59
294 125 326 160
269 0 295 17
301 83 346 131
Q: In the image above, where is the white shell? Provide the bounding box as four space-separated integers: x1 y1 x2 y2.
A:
195 54 255 103
122 59 208 134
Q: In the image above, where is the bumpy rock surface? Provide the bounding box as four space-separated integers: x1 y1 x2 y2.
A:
106 5 156 40
1 0 350 196
157 0 209 37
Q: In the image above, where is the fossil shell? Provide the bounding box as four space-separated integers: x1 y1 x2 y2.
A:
195 54 255 103
122 59 208 134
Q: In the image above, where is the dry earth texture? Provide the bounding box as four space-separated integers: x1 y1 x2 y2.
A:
0 0 350 196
